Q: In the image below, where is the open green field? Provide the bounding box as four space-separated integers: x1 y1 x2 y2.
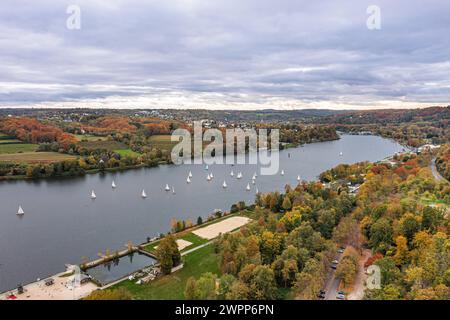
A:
78 140 128 151
75 134 108 142
0 152 77 163
0 143 38 154
112 244 219 299
142 232 208 254
114 149 141 158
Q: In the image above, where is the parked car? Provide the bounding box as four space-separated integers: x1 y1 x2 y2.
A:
336 291 346 300
317 290 326 299
337 248 345 254
331 259 339 269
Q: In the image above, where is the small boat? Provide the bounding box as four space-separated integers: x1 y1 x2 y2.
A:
339 152 343 156
186 176 191 183
17 206 24 215
246 183 251 191
281 170 285 176
297 175 301 181
230 171 234 177
255 188 259 194
252 174 257 180
112 181 117 188
237 172 242 179
222 181 227 188
141 189 147 198
210 172 214 179
207 174 212 181
172 187 176 194
91 190 96 199
205 165 209 170
188 171 193 178
165 184 170 191
252 179 256 185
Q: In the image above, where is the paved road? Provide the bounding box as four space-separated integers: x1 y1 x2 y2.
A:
430 158 447 183
323 252 343 300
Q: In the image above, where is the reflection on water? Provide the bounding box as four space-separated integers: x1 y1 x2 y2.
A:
86 252 156 285
0 135 405 291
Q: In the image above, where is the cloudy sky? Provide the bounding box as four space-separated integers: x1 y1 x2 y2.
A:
0 0 449 110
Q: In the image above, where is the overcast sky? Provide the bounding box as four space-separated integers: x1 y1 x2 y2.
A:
0 0 449 110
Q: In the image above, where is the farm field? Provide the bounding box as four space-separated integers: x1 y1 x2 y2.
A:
0 143 38 154
78 140 128 151
75 134 108 142
148 135 177 151
0 152 77 163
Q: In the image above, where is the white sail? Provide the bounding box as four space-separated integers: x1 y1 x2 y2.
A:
230 171 234 177
210 172 214 179
237 172 242 179
188 171 193 178
246 183 251 191
91 190 96 199
255 188 259 194
205 165 209 170
252 174 256 180
222 181 227 188
165 184 170 191
281 170 285 176
252 179 256 185
339 152 343 156
142 189 147 198
17 205 24 215
207 174 211 181
172 187 176 194
112 181 116 188
297 175 301 181
186 176 191 183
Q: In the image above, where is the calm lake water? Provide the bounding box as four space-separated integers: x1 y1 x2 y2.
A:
0 135 405 291
86 252 156 285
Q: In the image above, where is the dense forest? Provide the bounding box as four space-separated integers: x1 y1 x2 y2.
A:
180 152 449 300
436 144 450 181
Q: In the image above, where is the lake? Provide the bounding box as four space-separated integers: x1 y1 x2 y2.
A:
0 135 405 291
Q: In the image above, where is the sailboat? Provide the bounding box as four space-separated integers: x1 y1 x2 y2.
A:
280 170 285 176
112 180 117 188
237 172 242 179
246 183 251 191
210 172 214 179
339 152 343 156
230 171 234 177
165 184 170 191
255 188 259 194
222 181 227 188
91 190 96 199
172 187 176 194
252 174 257 180
141 189 147 198
205 165 209 170
186 176 191 183
252 179 256 185
207 174 212 181
297 175 301 181
188 171 193 178
17 205 24 216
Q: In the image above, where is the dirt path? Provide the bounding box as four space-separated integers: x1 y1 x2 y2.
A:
348 249 371 300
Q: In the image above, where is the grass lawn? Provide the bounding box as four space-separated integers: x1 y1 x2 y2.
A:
0 152 77 163
0 143 38 154
114 149 141 158
142 232 209 254
112 244 220 299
